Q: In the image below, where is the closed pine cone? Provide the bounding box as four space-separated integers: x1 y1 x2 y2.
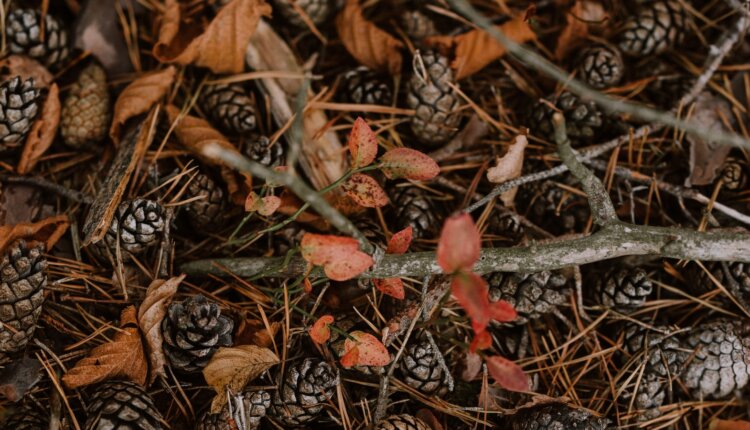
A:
505 402 614 429
0 76 41 153
84 380 164 430
5 9 70 69
618 0 686 57
197 390 271 430
61 62 110 148
270 358 339 426
375 414 431 430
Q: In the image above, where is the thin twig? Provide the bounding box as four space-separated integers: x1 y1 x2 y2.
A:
0 174 94 204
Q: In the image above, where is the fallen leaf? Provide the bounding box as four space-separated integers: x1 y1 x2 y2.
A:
710 419 750 430
300 233 374 281
341 331 390 368
110 66 176 144
451 271 491 333
386 226 412 255
437 213 481 273
63 306 147 389
340 344 360 368
342 174 389 208
426 16 536 80
554 1 607 60
486 355 529 392
461 351 483 381
486 134 527 206
203 345 279 413
469 329 493 352
374 278 405 300
379 148 440 181
309 315 334 344
17 83 60 175
348 117 378 168
245 192 281 216
74 0 134 75
0 215 69 256
336 0 404 75
137 274 184 383
324 252 375 281
686 92 735 187
416 410 444 430
0 356 42 401
235 319 280 348
153 0 271 74
0 55 54 88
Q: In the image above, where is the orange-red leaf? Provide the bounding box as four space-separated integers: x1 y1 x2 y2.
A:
486 355 529 392
710 419 750 430
469 329 492 352
324 252 374 281
451 271 491 333
380 148 439 181
374 278 405 300
342 174 388 208
340 344 360 368
303 278 313 294
335 0 404 75
348 117 378 168
437 213 481 273
300 233 374 281
309 315 334 344
245 192 281 216
0 215 69 257
386 226 412 255
490 300 517 323
342 331 391 368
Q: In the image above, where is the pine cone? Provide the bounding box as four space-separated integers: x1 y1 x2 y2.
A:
0 240 46 356
270 358 339 426
200 83 257 136
488 271 570 325
688 261 750 303
61 62 110 148
529 92 603 143
375 414 430 430
595 267 652 310
506 402 613 430
517 179 591 235
4 399 49 430
407 50 461 146
0 76 41 153
399 9 438 40
84 380 164 430
161 294 234 372
618 0 686 57
197 390 271 430
487 211 525 246
577 44 624 89
5 9 70 69
399 338 451 396
620 322 669 356
272 0 336 28
184 172 227 230
389 185 439 241
245 135 285 167
719 158 747 191
101 199 166 256
340 67 393 106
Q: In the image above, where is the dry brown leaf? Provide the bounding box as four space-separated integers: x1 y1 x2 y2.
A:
109 66 175 144
0 55 54 88
62 306 147 389
235 319 280 348
137 274 184 384
17 84 60 175
709 419 750 430
486 134 527 206
427 16 536 80
686 92 735 187
203 345 279 413
0 215 69 256
336 0 404 75
153 0 271 74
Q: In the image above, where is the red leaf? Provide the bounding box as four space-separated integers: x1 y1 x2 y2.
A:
342 331 391 367
451 272 491 333
342 174 389 208
469 330 492 352
309 315 334 344
303 278 313 294
490 300 517 323
379 148 440 180
324 251 374 281
437 213 481 273
300 233 374 281
348 117 378 168
374 278 405 299
386 226 412 255
710 419 750 430
340 345 360 368
486 355 529 392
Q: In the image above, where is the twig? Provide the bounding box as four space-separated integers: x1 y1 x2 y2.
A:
0 174 94 204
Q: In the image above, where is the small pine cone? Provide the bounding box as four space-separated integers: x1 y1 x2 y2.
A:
0 76 41 153
488 211 525 245
407 50 462 146
201 83 257 136
529 92 603 143
620 322 669 356
506 403 614 430
689 261 750 303
389 185 439 241
399 9 438 40
399 338 451 396
272 0 336 27
245 135 285 167
184 172 227 230
518 179 590 235
719 158 747 191
618 0 686 57
0 240 46 356
197 390 271 430
161 294 234 372
375 414 430 430
340 67 393 106
488 271 570 326
577 44 624 89
595 267 653 310
4 399 49 430
633 335 682 418
5 9 70 69
84 380 164 430
102 199 166 255
270 358 339 426
61 62 110 148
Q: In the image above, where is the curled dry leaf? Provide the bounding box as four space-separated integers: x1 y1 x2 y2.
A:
245 192 281 216
342 173 389 208
426 16 536 80
486 355 529 393
137 274 184 383
153 0 271 74
379 148 440 181
17 84 60 175
110 66 176 144
437 213 481 273
62 306 148 389
300 233 374 281
336 0 404 75
341 331 391 368
0 55 54 88
203 345 279 413
486 134 527 206
309 315 334 344
0 215 69 256
348 117 378 168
